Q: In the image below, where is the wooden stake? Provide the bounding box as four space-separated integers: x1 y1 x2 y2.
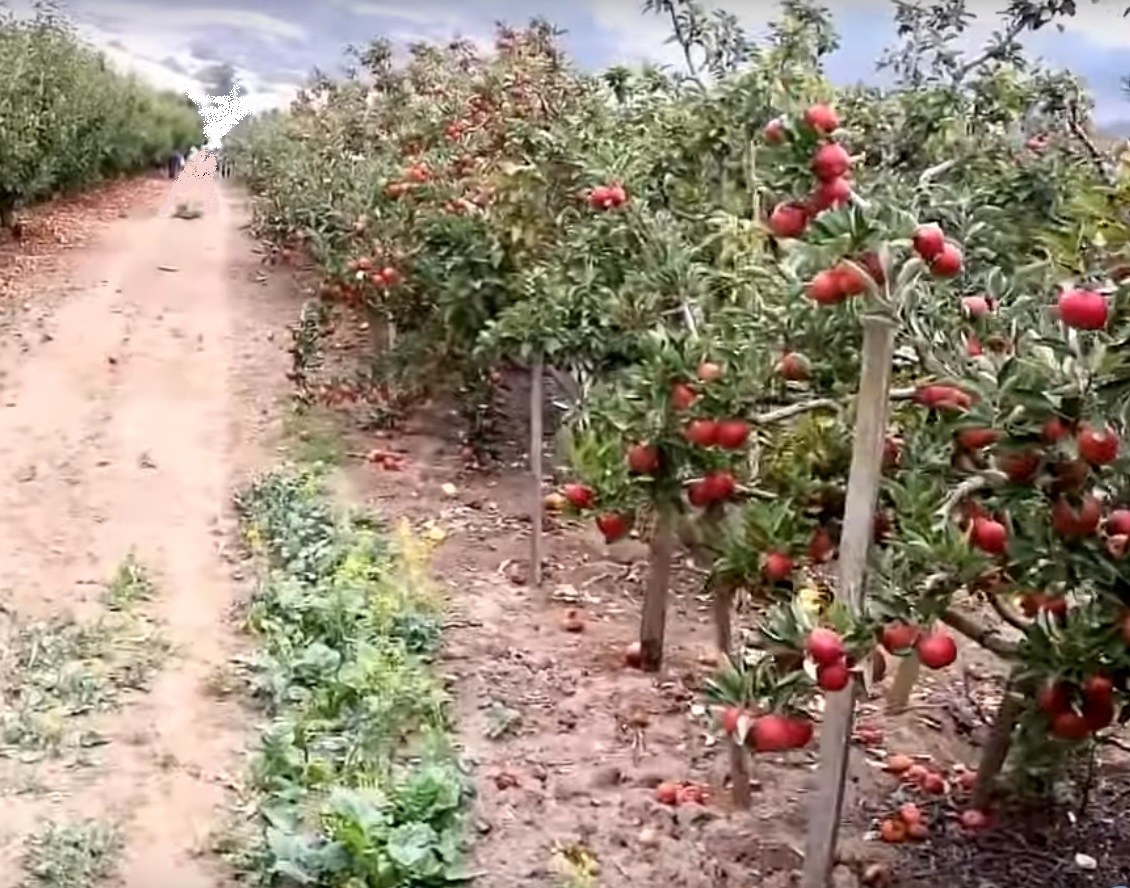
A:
530 355 544 587
711 584 734 657
368 306 389 354
886 654 920 714
802 316 896 888
639 510 675 672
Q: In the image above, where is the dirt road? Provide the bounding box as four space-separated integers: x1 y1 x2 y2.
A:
0 172 291 887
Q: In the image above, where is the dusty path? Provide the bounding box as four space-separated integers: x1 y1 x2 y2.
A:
0 173 292 887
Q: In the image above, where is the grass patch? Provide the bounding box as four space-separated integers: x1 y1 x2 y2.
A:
20 818 123 888
280 406 344 466
230 466 469 886
0 558 167 759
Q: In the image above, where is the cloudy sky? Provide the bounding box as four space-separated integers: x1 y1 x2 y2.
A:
5 0 1130 127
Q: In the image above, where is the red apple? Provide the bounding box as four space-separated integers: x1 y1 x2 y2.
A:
763 551 794 582
1078 424 1119 465
627 444 660 475
811 142 852 181
1057 289 1108 330
596 512 630 542
912 224 945 261
805 627 845 667
803 103 839 134
915 630 957 669
768 202 808 239
715 419 750 450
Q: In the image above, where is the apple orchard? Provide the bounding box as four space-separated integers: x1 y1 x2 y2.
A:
227 0 1130 883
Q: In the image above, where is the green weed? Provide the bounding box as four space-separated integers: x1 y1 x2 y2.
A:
0 557 167 758
20 818 122 888
230 466 471 886
102 552 155 611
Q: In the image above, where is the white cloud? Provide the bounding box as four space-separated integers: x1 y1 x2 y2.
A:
87 1 306 44
90 22 293 102
587 0 889 69
348 0 495 54
349 3 442 26
588 0 1130 70
4 0 300 109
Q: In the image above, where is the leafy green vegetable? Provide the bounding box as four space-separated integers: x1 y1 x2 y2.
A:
231 467 470 887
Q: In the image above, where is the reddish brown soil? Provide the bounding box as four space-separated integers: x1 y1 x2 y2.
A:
0 172 295 886
0 174 173 298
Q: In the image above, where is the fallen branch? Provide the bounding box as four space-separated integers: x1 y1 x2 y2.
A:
941 607 1019 658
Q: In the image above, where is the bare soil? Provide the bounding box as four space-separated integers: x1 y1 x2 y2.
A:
0 171 296 887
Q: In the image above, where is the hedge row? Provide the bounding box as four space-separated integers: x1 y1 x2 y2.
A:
0 9 204 226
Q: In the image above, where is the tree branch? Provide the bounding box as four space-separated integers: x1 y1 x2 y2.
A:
544 365 581 404
985 591 1032 633
918 158 958 186
941 607 1019 657
752 398 841 424
1067 102 1116 187
1099 734 1130 754
953 18 1026 83
938 471 1008 519
663 2 708 91
749 386 929 428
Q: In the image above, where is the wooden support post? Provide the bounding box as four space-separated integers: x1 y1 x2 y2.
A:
886 654 920 714
802 316 896 888
529 356 545 587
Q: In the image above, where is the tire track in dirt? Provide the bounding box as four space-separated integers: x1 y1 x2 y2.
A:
0 174 293 887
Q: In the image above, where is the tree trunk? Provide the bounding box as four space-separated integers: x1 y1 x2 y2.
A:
973 678 1021 809
638 511 676 672
0 196 16 232
712 582 752 809
711 583 733 657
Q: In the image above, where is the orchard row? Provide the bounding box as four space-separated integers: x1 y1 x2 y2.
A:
226 0 1130 841
0 9 202 228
